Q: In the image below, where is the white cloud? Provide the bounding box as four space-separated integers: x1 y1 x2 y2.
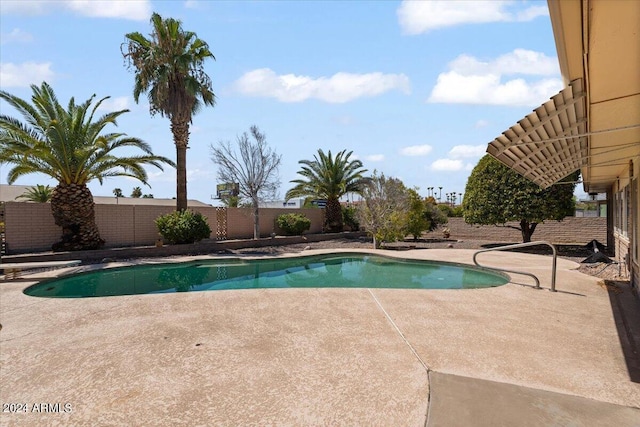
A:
397 0 549 35
516 5 549 22
1 0 151 20
1 28 34 44
399 144 433 156
148 170 176 183
428 72 562 106
96 96 130 112
427 49 563 106
448 145 486 159
449 49 559 76
67 1 151 20
187 168 215 180
0 62 55 88
0 1 49 15
234 68 411 103
365 154 385 162
431 159 464 172
475 119 489 128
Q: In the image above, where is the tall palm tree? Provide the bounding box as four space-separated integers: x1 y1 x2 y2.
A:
122 12 215 212
0 82 174 251
131 186 142 198
286 149 370 232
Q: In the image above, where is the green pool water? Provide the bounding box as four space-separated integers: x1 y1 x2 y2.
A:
24 253 510 298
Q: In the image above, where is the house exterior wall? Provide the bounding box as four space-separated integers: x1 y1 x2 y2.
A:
610 161 639 290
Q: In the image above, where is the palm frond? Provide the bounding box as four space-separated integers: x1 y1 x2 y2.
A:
285 149 370 201
0 82 173 186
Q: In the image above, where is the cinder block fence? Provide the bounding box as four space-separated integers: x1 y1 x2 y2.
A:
3 202 324 254
3 201 606 254
428 217 607 244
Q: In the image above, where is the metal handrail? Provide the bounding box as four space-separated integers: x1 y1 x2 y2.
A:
473 241 558 292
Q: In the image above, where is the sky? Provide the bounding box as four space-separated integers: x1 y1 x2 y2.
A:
0 0 579 205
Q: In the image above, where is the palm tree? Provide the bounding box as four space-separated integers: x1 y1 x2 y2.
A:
131 186 142 198
286 149 370 232
0 82 174 251
16 184 52 202
122 12 215 212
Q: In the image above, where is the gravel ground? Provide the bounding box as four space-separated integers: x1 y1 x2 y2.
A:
232 237 629 282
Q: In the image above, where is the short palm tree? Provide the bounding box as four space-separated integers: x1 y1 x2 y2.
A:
16 184 52 203
286 149 370 232
0 82 174 251
122 12 216 212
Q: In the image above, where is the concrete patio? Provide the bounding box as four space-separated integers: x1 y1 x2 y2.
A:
1 249 639 426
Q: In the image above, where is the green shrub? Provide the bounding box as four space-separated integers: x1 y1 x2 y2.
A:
342 205 360 231
276 213 311 235
436 203 453 217
451 206 464 217
155 210 211 244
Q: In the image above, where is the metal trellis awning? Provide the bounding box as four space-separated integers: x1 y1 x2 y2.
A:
487 79 588 188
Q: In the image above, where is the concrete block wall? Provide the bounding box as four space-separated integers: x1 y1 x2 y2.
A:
3 202 325 254
437 217 607 244
4 202 59 253
226 208 324 239
4 201 606 253
95 205 136 247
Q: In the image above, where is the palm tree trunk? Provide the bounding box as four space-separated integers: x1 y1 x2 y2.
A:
51 183 104 251
325 197 343 232
171 118 189 211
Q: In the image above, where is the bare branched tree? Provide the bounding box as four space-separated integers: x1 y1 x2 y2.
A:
211 126 282 239
356 171 409 248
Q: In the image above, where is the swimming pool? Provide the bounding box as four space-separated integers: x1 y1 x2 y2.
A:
24 253 510 298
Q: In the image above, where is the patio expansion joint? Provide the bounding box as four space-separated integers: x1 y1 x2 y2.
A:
366 289 432 427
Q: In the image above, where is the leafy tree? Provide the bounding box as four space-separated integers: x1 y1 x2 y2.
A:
436 203 453 217
342 205 360 231
356 171 408 248
16 184 52 203
286 149 370 232
406 189 430 240
210 126 281 239
123 12 215 212
131 186 142 198
451 206 464 217
463 155 578 242
113 188 124 198
424 200 449 233
142 194 154 198
406 189 448 240
0 82 173 251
